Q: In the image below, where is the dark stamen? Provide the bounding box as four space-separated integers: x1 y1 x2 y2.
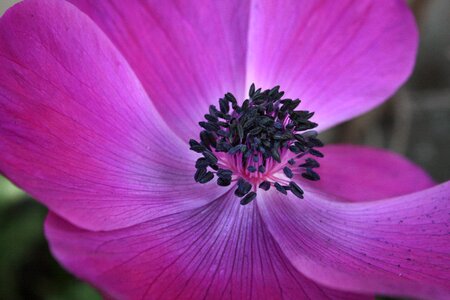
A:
258 165 266 173
302 168 320 181
189 84 324 203
289 182 304 199
217 177 232 186
283 166 294 179
235 178 252 197
247 166 257 173
240 192 257 205
198 171 214 183
204 114 218 123
202 150 218 164
217 168 233 179
189 139 206 153
299 158 320 168
195 158 210 168
259 181 271 191
199 121 220 132
274 182 287 195
194 167 206 182
309 148 324 158
200 130 216 148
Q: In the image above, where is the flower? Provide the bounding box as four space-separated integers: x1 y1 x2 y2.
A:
0 0 449 299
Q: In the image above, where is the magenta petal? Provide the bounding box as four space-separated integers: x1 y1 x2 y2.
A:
68 0 250 141
306 144 434 202
247 0 418 130
46 192 368 300
258 183 450 299
0 0 224 231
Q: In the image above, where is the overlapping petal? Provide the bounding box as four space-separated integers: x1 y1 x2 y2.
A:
46 191 368 300
246 0 418 131
303 145 435 202
68 0 250 142
258 182 450 299
0 0 225 231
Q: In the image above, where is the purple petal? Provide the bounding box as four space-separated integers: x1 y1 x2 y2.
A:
0 0 224 231
258 182 450 299
305 144 434 202
46 191 368 300
68 0 250 141
247 0 418 131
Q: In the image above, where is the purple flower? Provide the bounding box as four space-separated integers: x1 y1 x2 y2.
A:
0 0 449 299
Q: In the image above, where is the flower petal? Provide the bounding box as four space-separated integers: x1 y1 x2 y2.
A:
67 0 250 141
46 192 368 300
247 0 418 130
304 144 434 202
0 0 224 231
258 182 450 299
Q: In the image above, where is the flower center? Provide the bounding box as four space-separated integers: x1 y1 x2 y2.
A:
189 84 323 205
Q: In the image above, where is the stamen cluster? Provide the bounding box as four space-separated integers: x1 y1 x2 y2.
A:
189 84 323 205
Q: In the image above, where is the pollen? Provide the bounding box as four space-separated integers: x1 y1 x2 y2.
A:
189 84 323 204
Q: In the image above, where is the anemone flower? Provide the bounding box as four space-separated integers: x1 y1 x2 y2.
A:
0 0 449 299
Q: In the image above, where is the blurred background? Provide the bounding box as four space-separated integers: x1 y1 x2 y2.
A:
0 0 449 299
